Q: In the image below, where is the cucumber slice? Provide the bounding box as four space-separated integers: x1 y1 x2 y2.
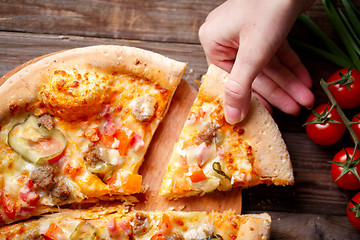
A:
86 161 115 182
7 115 67 164
212 162 232 191
70 221 98 240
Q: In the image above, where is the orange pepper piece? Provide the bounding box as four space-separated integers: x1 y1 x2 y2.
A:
189 165 207 183
116 124 135 156
121 173 142 194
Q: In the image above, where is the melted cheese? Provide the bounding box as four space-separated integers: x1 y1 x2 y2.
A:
0 69 170 224
161 96 257 196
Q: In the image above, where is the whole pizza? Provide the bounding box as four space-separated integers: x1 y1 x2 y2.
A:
0 45 294 239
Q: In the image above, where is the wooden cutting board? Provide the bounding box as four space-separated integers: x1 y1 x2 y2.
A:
1 52 242 214
137 79 242 213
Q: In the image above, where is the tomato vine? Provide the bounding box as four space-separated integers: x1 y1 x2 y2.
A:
320 78 360 149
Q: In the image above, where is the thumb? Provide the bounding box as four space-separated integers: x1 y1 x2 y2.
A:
224 44 263 124
224 67 252 124
224 29 278 124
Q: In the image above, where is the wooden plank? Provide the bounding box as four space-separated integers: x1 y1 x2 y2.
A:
0 0 221 44
266 211 360 239
1 0 357 44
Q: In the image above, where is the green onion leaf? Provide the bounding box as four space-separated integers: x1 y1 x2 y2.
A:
322 0 360 70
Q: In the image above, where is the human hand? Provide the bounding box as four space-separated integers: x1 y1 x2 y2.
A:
199 0 315 124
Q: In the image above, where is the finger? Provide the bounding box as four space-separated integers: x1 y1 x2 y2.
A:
224 74 252 124
262 55 315 109
252 72 302 115
252 91 274 115
199 23 238 67
224 31 275 124
277 40 313 88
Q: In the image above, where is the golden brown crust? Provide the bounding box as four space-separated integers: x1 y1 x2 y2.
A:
0 208 271 240
0 45 186 121
0 207 123 239
237 213 272 240
200 64 294 185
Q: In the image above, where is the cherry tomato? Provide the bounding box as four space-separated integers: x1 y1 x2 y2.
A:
305 104 346 145
327 68 360 109
351 113 360 142
331 148 360 190
347 192 360 230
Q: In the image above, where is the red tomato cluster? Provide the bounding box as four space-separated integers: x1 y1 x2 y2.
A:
305 68 360 231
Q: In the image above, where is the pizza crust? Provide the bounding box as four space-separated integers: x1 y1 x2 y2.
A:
0 206 126 239
0 207 271 240
236 213 271 240
0 45 186 121
199 64 294 185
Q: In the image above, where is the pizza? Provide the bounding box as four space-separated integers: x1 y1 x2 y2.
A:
0 45 186 225
0 206 271 240
160 64 294 199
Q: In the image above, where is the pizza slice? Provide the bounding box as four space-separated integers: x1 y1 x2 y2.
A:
160 64 294 199
0 206 271 240
0 45 186 225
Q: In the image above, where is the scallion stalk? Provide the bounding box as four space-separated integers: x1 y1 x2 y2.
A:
342 0 360 38
289 37 352 68
297 14 350 60
322 0 360 70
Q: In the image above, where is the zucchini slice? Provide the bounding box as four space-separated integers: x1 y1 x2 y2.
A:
86 161 115 182
70 221 98 240
212 162 232 191
7 115 67 164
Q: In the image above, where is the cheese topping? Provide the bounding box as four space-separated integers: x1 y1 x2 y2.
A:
0 210 271 240
0 68 170 224
161 97 259 197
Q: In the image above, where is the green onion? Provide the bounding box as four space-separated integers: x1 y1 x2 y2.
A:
291 1 360 71
342 0 360 38
338 8 360 50
322 0 360 70
297 14 350 60
289 37 352 68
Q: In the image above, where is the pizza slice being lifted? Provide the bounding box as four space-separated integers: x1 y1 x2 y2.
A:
0 45 186 225
160 64 294 199
0 206 271 240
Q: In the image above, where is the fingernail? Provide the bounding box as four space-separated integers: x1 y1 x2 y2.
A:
225 105 244 124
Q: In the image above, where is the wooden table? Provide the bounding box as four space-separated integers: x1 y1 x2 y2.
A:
1 0 360 239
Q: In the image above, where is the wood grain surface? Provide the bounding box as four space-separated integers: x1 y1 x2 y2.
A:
1 0 360 239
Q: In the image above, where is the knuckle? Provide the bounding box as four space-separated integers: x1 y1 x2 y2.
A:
198 22 210 40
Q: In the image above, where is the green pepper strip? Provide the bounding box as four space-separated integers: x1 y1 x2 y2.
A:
212 162 231 181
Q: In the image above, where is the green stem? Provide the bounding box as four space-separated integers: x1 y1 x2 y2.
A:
322 0 360 70
289 37 352 68
338 8 360 52
320 79 360 149
342 0 360 38
346 0 360 18
297 14 350 60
